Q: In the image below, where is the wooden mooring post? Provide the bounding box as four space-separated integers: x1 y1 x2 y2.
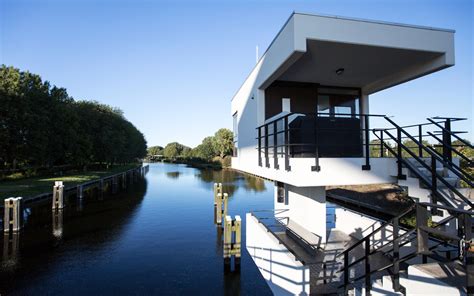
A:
214 183 222 205
3 197 22 233
215 192 228 225
224 215 241 272
52 181 65 210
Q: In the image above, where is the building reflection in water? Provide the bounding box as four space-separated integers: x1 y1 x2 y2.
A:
2 233 20 269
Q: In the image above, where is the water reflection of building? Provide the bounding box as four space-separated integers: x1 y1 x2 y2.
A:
232 13 470 296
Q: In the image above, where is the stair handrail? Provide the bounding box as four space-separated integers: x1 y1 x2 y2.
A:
338 202 472 293
427 117 474 150
336 204 416 257
375 128 473 208
427 131 474 167
383 117 474 189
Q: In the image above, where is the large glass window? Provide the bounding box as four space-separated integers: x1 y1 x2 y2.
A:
317 87 360 117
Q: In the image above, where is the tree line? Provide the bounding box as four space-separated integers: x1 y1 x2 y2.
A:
0 65 147 173
147 128 234 167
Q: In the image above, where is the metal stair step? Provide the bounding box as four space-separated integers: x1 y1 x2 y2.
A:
418 225 460 241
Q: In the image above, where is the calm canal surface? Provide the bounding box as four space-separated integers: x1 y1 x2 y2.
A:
0 163 273 295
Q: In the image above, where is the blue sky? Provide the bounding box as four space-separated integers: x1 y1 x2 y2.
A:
1 0 472 147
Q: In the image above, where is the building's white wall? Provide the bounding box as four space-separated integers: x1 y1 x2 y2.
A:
246 213 310 295
287 185 327 243
231 12 454 187
402 264 465 296
334 208 382 240
293 14 454 63
234 156 397 187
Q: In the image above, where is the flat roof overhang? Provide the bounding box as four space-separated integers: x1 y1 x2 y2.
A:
252 13 455 95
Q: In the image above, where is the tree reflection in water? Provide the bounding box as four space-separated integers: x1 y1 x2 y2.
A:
196 169 266 197
166 171 181 179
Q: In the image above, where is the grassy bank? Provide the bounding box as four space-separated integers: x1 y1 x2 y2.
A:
0 164 139 200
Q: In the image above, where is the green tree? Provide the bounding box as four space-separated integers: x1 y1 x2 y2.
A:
0 65 147 173
147 146 164 156
213 128 233 158
192 136 216 161
163 142 184 159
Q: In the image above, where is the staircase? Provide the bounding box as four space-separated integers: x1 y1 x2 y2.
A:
328 117 473 295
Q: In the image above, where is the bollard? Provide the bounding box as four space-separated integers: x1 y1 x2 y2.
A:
52 181 65 210
216 193 228 225
3 197 22 233
223 215 241 272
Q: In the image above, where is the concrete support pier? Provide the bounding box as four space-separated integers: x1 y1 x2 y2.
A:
3 197 22 233
52 181 65 210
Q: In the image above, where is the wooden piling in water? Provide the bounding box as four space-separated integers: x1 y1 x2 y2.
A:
3 197 22 233
223 215 241 272
216 192 228 225
214 183 222 205
52 181 65 210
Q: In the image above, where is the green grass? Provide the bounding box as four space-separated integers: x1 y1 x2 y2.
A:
0 164 139 200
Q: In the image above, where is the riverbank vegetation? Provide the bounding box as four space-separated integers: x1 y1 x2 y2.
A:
146 128 234 168
1 164 139 198
0 65 147 180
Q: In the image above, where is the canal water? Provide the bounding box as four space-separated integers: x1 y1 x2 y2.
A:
0 163 273 295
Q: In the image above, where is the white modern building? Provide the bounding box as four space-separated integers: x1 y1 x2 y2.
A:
231 13 473 295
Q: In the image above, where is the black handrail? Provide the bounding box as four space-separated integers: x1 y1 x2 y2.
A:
337 204 416 257
383 117 474 191
427 131 474 167
428 118 473 149
376 129 473 208
339 202 473 293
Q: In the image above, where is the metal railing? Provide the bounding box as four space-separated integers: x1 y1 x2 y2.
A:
374 117 473 209
338 202 473 295
256 112 386 172
256 113 472 180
